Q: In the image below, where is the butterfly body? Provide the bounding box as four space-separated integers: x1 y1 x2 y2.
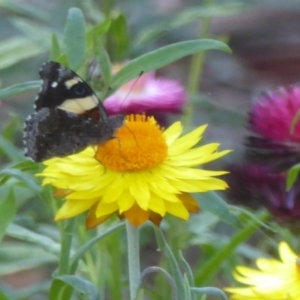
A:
23 61 124 162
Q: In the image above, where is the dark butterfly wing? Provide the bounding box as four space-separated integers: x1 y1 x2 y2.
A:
24 108 124 162
23 61 124 162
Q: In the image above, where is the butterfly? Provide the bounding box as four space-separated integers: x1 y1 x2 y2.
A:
23 61 124 162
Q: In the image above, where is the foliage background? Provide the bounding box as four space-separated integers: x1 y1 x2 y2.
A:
1 0 300 299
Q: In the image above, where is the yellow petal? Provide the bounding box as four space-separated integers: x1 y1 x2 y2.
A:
55 198 98 220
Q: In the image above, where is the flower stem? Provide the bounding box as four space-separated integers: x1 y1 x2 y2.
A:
185 0 215 126
58 218 75 275
126 220 141 300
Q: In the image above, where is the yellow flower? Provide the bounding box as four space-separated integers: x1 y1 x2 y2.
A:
225 242 300 300
38 114 230 227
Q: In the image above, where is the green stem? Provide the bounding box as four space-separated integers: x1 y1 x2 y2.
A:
47 189 74 275
185 0 215 126
58 218 75 275
126 220 141 300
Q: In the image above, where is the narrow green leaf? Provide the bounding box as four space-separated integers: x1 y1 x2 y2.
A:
0 168 41 193
87 19 111 47
6 224 60 256
195 210 270 285
11 18 52 46
63 8 86 70
49 279 73 300
179 252 196 300
0 0 48 20
0 135 24 162
107 13 129 61
94 39 112 89
134 3 247 47
191 287 228 300
140 267 177 300
55 275 100 300
195 191 241 228
50 33 61 60
154 228 185 300
0 80 41 101
56 53 70 67
110 39 231 94
70 222 125 273
286 163 300 190
0 37 46 70
2 115 21 140
0 242 57 276
0 188 16 243
12 160 40 172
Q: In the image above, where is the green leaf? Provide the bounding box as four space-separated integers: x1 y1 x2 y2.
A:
10 18 52 46
6 224 60 256
12 159 40 173
134 3 247 47
0 135 24 163
194 191 241 228
191 287 228 300
107 12 129 61
87 19 111 48
0 80 40 101
94 39 112 91
50 33 61 60
154 228 185 300
0 188 16 243
140 267 177 300
110 39 230 94
63 8 86 70
0 37 46 70
2 114 21 140
179 252 196 300
55 53 70 67
195 210 270 286
0 242 56 275
70 222 125 273
49 279 73 300
0 0 48 20
0 168 41 193
286 163 300 190
55 275 100 300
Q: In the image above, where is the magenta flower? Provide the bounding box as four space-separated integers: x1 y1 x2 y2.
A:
247 86 300 167
250 86 300 143
104 70 187 115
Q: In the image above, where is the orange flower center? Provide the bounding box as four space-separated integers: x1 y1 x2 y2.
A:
96 114 168 172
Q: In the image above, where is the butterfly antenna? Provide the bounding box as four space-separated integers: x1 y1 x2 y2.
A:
121 71 144 107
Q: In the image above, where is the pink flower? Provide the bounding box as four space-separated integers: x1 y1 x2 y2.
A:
104 70 187 115
247 86 300 168
250 86 300 144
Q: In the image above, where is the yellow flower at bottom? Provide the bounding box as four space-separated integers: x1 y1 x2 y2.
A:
38 114 230 227
225 242 300 300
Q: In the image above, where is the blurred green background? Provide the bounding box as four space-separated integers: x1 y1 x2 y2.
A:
1 0 300 298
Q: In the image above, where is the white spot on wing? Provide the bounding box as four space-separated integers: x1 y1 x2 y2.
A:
51 82 58 88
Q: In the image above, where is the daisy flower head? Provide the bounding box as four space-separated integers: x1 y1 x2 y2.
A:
225 242 300 300
247 86 300 166
104 63 187 115
38 114 230 228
